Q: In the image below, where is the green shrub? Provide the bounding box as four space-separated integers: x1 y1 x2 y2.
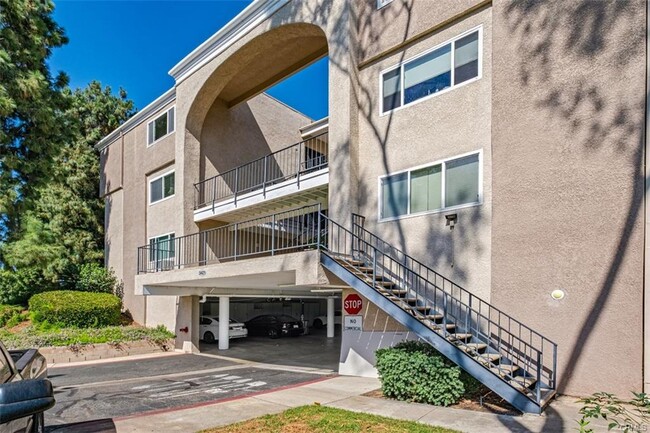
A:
0 305 23 328
0 324 175 349
0 269 52 306
577 392 650 433
375 341 466 406
29 290 122 328
75 263 121 295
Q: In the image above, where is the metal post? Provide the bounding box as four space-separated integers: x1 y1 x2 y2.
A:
262 155 268 198
234 167 239 206
234 223 239 260
296 144 301 189
271 214 276 255
536 352 542 403
317 203 322 250
212 177 217 208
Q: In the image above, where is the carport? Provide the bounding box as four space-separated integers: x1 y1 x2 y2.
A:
199 295 341 371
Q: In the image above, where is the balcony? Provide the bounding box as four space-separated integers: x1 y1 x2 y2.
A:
138 204 323 274
194 132 328 222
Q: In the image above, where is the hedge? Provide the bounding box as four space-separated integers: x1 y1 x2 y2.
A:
29 291 122 328
375 341 469 406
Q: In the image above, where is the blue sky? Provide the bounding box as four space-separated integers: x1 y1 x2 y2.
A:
50 1 328 120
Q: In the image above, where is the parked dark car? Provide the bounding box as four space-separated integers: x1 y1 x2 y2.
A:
0 341 53 433
245 315 303 338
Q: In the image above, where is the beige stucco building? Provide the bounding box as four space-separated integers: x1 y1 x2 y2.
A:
96 0 649 414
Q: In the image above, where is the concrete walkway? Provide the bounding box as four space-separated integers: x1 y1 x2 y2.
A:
112 375 608 433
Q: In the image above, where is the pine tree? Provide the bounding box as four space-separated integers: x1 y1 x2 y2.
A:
0 0 70 244
2 82 135 287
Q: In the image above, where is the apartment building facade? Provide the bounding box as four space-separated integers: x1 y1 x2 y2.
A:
96 0 648 414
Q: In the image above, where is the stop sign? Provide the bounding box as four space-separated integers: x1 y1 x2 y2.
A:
344 294 363 314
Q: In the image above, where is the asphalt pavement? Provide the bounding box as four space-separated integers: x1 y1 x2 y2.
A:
45 353 325 426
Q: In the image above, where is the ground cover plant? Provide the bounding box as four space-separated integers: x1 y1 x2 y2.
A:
200 404 460 433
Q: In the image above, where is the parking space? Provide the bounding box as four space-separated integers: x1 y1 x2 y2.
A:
46 354 325 426
199 297 341 372
200 327 341 371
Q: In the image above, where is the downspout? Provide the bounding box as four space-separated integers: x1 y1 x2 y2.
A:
642 2 650 393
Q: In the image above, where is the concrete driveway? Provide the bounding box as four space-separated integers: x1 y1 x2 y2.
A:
199 327 341 371
45 353 329 427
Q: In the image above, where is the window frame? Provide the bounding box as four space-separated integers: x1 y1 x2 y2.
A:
148 169 175 205
146 105 176 147
148 232 176 266
379 26 483 116
377 149 483 222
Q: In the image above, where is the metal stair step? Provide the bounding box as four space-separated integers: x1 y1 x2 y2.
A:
425 313 444 321
459 342 488 353
509 376 537 392
490 364 520 378
378 288 408 296
427 322 456 331
374 280 396 288
475 353 501 364
448 333 473 342
412 305 433 312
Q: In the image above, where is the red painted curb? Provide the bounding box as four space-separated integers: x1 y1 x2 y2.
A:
114 374 336 421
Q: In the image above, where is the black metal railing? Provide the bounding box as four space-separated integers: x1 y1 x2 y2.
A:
138 204 323 273
318 213 557 406
194 132 328 210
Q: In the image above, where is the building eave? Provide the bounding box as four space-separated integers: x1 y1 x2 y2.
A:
94 88 176 151
168 0 291 84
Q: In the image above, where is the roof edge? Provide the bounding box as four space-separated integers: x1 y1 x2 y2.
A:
168 0 291 84
94 88 176 151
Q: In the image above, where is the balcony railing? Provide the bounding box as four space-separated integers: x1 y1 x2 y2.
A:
138 204 323 274
194 132 329 210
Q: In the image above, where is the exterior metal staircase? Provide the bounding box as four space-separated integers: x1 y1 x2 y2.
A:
317 212 557 414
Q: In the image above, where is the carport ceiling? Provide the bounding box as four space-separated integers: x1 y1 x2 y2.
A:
221 35 327 108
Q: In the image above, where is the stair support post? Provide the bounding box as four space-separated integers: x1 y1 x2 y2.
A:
372 248 377 287
536 351 542 404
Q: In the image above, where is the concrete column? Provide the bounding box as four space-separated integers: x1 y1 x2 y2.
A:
327 297 335 338
218 296 230 350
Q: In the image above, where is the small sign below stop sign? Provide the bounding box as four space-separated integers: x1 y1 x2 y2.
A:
344 294 363 314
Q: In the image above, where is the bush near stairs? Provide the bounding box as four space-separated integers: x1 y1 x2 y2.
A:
376 341 479 406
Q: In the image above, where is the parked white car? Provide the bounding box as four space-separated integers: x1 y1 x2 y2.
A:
312 311 342 329
200 316 248 343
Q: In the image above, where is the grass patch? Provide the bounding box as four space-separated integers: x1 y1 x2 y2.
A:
0 324 174 349
200 405 460 433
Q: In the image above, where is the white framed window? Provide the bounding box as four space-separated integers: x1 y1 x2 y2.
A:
149 233 175 269
380 27 482 114
149 170 175 204
147 106 175 146
377 0 393 9
379 151 482 221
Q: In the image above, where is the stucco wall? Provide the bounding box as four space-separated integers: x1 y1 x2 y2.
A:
200 93 311 183
355 0 487 63
490 0 646 396
356 7 493 301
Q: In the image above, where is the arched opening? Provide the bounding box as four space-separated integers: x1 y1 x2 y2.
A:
183 23 338 372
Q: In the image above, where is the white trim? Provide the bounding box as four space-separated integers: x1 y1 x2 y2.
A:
147 106 176 148
148 231 176 244
95 88 176 151
148 169 176 205
299 117 329 139
379 25 483 116
169 0 291 83
377 149 483 222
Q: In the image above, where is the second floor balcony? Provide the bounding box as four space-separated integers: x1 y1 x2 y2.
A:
194 131 329 222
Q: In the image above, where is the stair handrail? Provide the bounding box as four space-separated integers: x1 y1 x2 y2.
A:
350 214 558 350
317 212 557 396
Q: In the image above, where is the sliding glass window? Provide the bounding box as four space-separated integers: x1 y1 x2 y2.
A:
381 28 481 113
379 152 481 220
